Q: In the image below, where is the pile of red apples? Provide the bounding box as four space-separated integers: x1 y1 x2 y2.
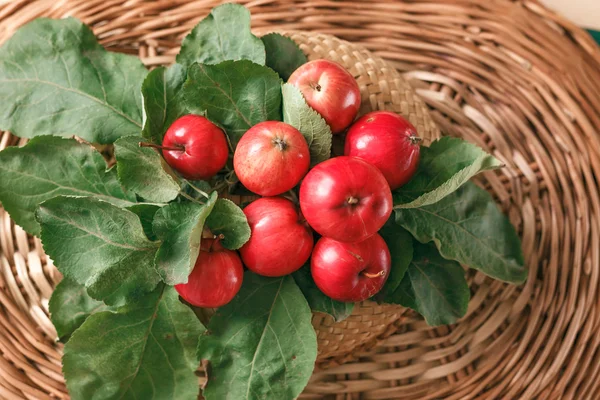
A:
160 60 421 308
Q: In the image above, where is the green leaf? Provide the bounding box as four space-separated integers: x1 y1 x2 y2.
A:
395 181 527 283
391 242 469 326
199 272 317 400
205 198 250 250
36 196 160 306
282 83 332 166
378 222 414 301
262 33 307 81
182 60 282 147
0 136 136 235
394 137 503 208
152 192 218 285
0 18 147 143
114 135 180 203
181 180 213 200
177 3 265 67
184 180 213 193
63 284 204 400
292 265 354 322
49 278 116 342
127 204 161 241
141 64 189 144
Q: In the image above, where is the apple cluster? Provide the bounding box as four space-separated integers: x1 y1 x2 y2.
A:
159 60 421 308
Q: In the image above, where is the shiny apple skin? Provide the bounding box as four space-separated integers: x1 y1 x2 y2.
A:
311 234 391 302
174 239 243 308
288 60 361 134
239 197 313 277
162 115 229 180
233 121 310 196
299 156 392 242
345 111 421 189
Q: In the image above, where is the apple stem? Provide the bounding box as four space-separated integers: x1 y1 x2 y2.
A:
209 234 225 251
409 135 422 145
362 270 386 279
139 142 184 152
347 196 359 205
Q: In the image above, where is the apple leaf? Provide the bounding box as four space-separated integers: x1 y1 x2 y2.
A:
141 64 189 144
0 136 136 236
177 3 265 67
205 198 250 250
152 192 218 285
199 272 317 400
262 33 307 81
183 180 212 193
395 181 527 283
49 278 116 342
389 242 469 326
114 135 180 203
378 222 414 301
127 204 161 241
181 180 215 202
292 265 354 322
36 196 160 306
282 83 332 165
63 284 204 400
0 18 147 143
182 60 282 147
394 137 503 208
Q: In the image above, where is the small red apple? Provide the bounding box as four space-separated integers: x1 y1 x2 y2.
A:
299 156 392 242
288 59 360 133
160 115 229 180
345 111 421 189
311 233 391 302
175 238 243 308
239 197 313 277
233 121 310 196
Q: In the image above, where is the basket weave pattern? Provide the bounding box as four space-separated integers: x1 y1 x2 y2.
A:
1 1 600 399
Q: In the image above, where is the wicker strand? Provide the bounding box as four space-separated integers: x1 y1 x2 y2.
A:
1 1 599 399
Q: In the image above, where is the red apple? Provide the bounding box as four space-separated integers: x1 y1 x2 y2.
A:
239 197 313 277
175 238 243 308
161 115 229 180
288 60 360 133
345 111 421 189
299 156 392 242
311 234 391 302
233 121 310 196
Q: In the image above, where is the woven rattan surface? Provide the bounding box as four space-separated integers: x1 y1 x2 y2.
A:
1 0 600 399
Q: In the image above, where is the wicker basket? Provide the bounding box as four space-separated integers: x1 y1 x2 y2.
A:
1 0 600 399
